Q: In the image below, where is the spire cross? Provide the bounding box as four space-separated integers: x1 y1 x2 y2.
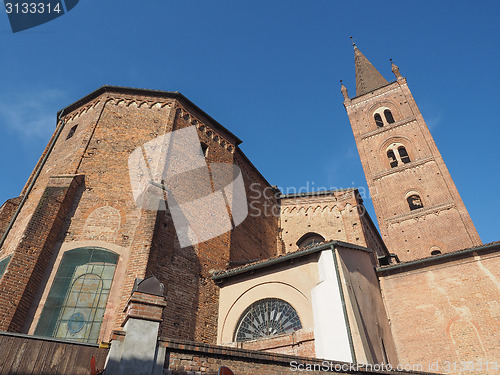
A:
350 36 355 47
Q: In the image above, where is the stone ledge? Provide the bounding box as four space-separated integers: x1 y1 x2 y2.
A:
159 337 436 374
372 156 434 181
360 116 417 140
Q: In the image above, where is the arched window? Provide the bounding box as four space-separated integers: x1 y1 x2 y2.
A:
374 113 384 127
35 247 118 343
296 232 325 248
387 150 398 168
384 109 395 124
430 246 442 256
407 194 423 211
0 255 12 279
398 146 411 164
235 298 302 342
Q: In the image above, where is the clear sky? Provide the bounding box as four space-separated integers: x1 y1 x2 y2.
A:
1 0 498 244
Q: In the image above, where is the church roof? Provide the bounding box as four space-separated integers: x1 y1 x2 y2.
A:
57 85 243 145
377 240 500 275
354 45 389 97
279 188 356 199
212 240 371 281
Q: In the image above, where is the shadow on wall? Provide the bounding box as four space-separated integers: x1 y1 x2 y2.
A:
147 209 201 341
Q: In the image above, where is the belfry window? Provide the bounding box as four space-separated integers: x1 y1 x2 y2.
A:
407 194 423 211
0 255 12 279
387 150 398 168
296 232 325 248
398 146 411 164
34 247 118 343
384 110 395 124
235 298 302 342
374 113 384 127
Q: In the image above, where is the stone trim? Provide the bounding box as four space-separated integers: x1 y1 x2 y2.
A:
360 116 417 140
386 202 455 224
373 156 434 181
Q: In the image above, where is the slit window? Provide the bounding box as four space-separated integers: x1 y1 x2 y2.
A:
200 142 208 157
384 110 395 124
407 194 423 211
387 150 398 168
66 125 78 140
374 113 384 127
398 146 411 164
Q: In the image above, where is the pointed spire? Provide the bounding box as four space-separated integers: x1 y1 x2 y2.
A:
340 80 349 101
390 58 403 80
353 43 389 96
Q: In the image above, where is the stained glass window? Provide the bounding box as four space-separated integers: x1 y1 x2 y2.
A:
235 298 302 342
35 247 118 343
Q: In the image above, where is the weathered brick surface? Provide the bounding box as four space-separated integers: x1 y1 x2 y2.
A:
0 174 84 331
0 196 21 241
343 76 481 261
162 337 434 375
378 244 500 374
230 329 315 358
280 190 388 263
0 87 280 344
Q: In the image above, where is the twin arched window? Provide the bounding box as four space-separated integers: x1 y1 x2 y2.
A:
386 144 411 168
234 298 302 342
35 247 118 343
373 108 395 127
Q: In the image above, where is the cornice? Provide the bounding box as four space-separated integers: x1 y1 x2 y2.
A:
386 202 455 224
372 156 434 181
360 116 417 140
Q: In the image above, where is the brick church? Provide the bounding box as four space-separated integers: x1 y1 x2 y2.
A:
0 45 498 374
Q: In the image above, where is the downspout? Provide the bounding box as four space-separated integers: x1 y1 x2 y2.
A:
0 110 66 250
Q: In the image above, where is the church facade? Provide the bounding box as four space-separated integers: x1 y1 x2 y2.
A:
0 46 498 374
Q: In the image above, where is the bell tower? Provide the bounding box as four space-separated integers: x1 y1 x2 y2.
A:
341 44 481 261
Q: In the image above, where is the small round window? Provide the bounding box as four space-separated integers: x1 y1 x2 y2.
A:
68 312 85 333
235 298 302 342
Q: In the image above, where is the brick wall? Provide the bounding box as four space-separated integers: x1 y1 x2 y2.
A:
229 329 315 358
378 243 500 374
161 337 434 375
0 174 84 332
279 189 387 264
0 196 21 241
0 87 281 343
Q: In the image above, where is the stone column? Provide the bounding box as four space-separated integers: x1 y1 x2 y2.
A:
105 276 167 375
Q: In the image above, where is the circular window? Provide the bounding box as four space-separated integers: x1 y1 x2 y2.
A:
68 312 85 333
235 298 302 342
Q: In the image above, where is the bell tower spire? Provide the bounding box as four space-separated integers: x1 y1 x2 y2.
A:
351 40 388 96
342 48 481 261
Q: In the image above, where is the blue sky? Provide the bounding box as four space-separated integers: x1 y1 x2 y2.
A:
1 0 498 244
